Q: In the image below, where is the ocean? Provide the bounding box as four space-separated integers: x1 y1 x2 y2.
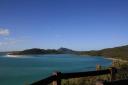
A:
0 54 112 85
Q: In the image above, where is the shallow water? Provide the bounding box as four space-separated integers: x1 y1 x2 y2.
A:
0 54 112 85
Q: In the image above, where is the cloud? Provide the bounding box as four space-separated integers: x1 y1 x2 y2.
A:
0 41 15 46
0 39 24 46
0 28 10 36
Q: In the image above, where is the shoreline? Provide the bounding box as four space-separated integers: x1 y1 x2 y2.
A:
105 57 128 63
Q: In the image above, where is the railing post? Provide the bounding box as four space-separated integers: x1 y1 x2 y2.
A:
52 72 61 85
96 65 104 85
96 64 101 70
109 67 117 81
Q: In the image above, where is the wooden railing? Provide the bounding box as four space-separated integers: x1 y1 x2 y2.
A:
30 67 117 85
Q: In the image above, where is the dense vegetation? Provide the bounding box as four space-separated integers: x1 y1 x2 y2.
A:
80 45 128 60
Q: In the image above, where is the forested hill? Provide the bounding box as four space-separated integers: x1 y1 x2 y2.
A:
8 48 77 55
80 45 128 60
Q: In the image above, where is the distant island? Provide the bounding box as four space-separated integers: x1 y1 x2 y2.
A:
7 45 128 60
7 47 77 55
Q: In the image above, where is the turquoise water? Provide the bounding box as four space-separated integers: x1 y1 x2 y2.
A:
0 54 112 85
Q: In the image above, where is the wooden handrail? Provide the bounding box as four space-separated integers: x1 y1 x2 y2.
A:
30 67 117 85
31 75 56 85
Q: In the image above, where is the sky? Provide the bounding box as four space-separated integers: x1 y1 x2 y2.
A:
0 0 128 51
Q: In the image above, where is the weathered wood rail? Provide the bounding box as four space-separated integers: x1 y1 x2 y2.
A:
31 67 117 85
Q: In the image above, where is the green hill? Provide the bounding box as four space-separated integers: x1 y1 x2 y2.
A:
80 45 128 60
8 48 77 55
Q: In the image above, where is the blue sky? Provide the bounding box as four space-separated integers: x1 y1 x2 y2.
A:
0 0 128 51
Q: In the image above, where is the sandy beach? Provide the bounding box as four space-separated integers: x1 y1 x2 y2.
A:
105 58 128 63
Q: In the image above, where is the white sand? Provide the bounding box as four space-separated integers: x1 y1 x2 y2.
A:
105 58 128 63
6 54 21 58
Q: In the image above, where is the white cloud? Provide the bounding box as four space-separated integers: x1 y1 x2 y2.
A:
0 28 10 36
0 39 24 46
0 41 14 46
